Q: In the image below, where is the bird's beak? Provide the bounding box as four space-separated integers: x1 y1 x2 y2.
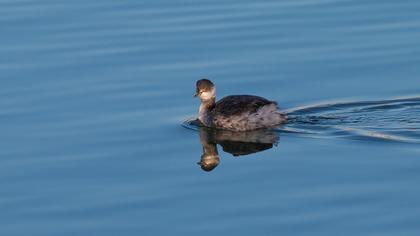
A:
193 93 198 98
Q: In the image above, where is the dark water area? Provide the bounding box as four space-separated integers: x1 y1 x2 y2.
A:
1 0 420 235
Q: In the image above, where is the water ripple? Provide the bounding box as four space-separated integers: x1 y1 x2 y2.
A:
283 97 420 143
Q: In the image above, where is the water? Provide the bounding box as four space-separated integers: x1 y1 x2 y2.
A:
283 97 420 142
1 0 420 235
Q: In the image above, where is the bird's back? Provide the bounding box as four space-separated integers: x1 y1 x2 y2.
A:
214 95 275 117
211 95 285 131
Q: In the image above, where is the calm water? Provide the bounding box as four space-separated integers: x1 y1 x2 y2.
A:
2 0 420 235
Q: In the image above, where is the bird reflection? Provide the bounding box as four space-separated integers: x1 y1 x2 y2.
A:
197 124 280 172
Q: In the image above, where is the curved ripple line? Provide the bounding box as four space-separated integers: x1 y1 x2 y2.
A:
285 97 420 115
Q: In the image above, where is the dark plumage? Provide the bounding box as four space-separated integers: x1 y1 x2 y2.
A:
214 95 276 117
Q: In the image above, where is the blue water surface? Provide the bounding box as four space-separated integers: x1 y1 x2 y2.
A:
1 0 420 235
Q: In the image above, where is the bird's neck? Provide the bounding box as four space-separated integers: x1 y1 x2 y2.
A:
199 98 216 126
199 127 218 156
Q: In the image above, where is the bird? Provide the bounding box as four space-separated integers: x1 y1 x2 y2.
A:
194 79 286 131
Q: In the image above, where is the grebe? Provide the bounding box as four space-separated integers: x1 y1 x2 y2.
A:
194 79 286 131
